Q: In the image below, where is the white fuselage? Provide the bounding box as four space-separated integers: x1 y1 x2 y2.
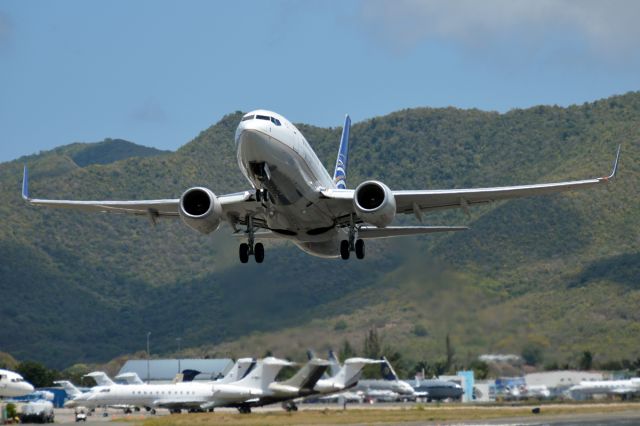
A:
68 382 214 409
0 369 34 397
235 110 346 257
355 378 415 396
569 378 640 397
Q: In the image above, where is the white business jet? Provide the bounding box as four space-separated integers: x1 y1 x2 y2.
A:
22 111 620 263
0 369 34 397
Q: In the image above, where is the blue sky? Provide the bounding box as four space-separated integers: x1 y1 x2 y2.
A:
1 0 639 162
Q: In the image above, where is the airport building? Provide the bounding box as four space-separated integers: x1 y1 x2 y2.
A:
118 359 233 383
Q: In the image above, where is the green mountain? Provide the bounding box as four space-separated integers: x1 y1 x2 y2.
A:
1 94 638 370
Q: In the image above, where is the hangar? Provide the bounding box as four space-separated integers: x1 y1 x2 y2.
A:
118 358 233 383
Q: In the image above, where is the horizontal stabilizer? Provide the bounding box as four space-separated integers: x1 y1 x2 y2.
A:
358 226 468 239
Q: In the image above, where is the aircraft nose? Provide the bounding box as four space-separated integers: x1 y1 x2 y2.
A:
23 382 34 394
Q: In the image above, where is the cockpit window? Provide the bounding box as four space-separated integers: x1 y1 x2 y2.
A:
256 115 270 121
271 117 281 126
241 115 254 121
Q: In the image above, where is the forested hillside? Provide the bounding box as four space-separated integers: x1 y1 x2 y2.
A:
1 93 638 370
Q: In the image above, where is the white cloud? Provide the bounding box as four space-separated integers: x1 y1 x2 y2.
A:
357 0 640 59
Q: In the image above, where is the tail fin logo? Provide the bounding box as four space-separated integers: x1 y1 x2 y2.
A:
333 115 351 190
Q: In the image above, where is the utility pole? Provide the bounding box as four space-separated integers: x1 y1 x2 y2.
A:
176 337 182 374
146 332 151 384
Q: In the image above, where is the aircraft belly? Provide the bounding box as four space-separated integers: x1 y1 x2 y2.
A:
237 129 336 234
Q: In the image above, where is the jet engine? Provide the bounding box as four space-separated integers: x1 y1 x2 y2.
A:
353 180 396 228
179 187 223 234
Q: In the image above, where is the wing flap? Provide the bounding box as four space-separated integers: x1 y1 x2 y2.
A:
358 226 468 239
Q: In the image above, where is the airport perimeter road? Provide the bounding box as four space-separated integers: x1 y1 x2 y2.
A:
48 403 640 425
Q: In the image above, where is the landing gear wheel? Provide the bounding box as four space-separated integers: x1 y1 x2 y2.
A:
254 242 264 263
239 243 249 263
238 406 251 414
340 240 350 260
150 409 156 415
355 239 365 259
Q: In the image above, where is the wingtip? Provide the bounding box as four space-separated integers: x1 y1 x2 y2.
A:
21 164 30 200
606 144 621 180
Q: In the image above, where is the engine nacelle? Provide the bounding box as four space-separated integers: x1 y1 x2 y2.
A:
353 180 396 228
179 187 223 234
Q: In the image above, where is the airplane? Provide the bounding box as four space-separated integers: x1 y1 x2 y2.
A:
354 356 415 401
210 354 381 413
567 378 640 400
21 110 621 263
410 377 463 402
0 368 35 397
64 358 256 413
220 357 329 413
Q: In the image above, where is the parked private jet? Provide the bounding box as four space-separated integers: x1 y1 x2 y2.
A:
0 369 34 397
568 378 640 400
21 110 620 263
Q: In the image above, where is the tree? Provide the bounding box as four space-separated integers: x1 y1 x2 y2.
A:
16 361 58 387
522 343 545 366
338 340 356 360
62 364 91 385
363 328 382 359
334 320 348 331
445 333 455 372
469 360 489 380
579 351 593 371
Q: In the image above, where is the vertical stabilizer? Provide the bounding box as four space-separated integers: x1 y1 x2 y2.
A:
328 349 341 377
231 357 293 391
218 358 255 384
380 356 399 381
54 381 82 398
84 371 115 387
333 115 351 189
279 359 329 392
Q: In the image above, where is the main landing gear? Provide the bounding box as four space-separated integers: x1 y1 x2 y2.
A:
340 215 365 260
239 215 264 264
237 405 252 414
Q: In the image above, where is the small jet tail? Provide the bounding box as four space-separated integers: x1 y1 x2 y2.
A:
279 358 329 392
380 356 399 381
180 369 201 382
84 371 115 387
328 349 341 377
332 115 351 189
54 380 82 398
232 357 294 391
217 358 255 384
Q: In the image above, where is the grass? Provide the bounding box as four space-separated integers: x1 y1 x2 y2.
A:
121 402 640 425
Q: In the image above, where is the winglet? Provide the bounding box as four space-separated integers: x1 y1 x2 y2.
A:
22 165 30 200
599 145 621 181
608 145 621 179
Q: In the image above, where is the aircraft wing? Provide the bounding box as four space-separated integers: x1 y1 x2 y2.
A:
322 146 620 222
21 166 254 220
358 226 468 239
